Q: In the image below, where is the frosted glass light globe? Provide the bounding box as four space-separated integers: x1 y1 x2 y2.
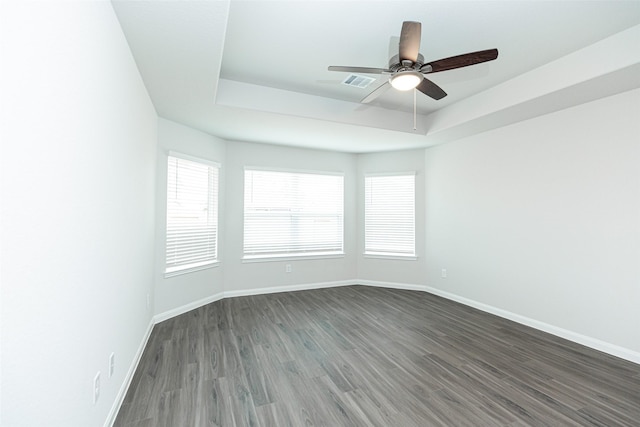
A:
390 71 423 91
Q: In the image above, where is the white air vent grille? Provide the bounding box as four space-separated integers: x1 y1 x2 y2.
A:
342 74 376 88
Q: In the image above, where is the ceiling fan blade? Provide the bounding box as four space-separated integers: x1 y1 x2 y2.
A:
328 66 389 74
399 21 421 63
361 81 390 104
422 49 498 73
416 77 447 100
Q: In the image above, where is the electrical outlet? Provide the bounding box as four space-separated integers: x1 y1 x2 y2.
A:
441 269 447 278
285 264 292 273
93 372 100 404
146 293 150 310
109 353 115 378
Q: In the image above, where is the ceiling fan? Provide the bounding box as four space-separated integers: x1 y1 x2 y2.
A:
328 21 498 103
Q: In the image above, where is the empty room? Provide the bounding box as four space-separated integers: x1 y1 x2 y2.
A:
1 1 639 426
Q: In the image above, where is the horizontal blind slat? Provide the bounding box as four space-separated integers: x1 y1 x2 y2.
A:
165 155 219 273
244 169 344 257
365 174 415 256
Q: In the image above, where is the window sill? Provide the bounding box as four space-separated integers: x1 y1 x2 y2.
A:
363 253 417 261
242 252 345 263
164 260 220 278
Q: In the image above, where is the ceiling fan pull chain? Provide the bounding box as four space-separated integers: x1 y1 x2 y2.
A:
327 21 498 118
413 88 417 130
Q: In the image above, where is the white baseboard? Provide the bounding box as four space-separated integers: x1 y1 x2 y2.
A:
419 283 640 365
356 279 639 364
154 279 640 364
104 318 155 427
359 280 429 293
154 291 225 324
109 277 639 426
223 279 358 298
153 282 358 323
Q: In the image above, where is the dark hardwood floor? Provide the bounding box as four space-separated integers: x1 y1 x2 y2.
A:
114 286 640 426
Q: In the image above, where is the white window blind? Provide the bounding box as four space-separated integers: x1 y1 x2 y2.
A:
244 169 344 258
165 153 219 276
365 173 415 257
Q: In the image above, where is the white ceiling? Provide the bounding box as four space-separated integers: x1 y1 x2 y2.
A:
112 0 640 153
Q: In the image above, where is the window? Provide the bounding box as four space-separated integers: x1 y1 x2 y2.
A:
244 169 344 259
365 173 415 257
165 152 219 276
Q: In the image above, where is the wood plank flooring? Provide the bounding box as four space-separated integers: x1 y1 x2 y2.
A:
114 286 640 426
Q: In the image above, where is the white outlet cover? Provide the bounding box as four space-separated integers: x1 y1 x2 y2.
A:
93 372 100 404
109 353 115 377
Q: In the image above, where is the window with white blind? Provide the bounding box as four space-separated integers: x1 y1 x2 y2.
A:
244 169 344 259
165 152 219 276
365 173 416 257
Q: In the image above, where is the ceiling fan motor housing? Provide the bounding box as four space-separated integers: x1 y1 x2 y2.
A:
327 20 498 102
388 53 428 73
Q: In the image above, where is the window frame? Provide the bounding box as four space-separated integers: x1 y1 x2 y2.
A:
164 151 220 278
243 167 345 261
364 172 417 260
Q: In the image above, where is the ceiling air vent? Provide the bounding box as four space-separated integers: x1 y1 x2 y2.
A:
342 74 376 89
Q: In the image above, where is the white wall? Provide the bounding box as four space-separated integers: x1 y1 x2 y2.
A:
2 4 637 425
0 2 157 426
223 141 358 294
424 89 640 360
155 118 226 316
357 149 427 287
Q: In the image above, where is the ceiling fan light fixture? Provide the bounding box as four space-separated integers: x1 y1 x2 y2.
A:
390 71 423 91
